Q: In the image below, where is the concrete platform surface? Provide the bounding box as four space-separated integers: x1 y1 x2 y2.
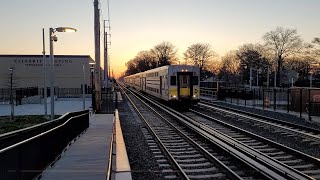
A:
41 114 114 180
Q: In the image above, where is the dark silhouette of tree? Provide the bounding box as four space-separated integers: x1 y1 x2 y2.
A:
313 38 320 44
312 38 320 57
219 51 241 85
183 43 217 78
135 51 157 72
236 44 270 85
151 41 178 67
125 51 158 76
206 59 222 78
263 27 303 86
125 59 139 76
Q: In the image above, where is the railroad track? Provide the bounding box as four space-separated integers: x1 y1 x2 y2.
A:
119 84 313 179
185 109 320 179
197 102 320 147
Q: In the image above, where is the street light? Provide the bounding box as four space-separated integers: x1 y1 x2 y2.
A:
42 28 48 117
89 62 96 109
49 27 77 120
82 64 86 110
9 68 14 121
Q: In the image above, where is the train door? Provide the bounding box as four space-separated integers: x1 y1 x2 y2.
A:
177 72 192 98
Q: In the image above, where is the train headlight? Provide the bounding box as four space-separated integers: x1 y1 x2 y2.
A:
172 95 177 98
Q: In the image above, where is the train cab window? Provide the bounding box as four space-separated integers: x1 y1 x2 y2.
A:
170 76 176 85
192 76 199 85
180 76 189 88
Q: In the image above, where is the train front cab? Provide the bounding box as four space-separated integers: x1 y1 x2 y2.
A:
169 71 200 105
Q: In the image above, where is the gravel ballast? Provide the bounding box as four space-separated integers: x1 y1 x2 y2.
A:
118 98 165 180
195 101 320 157
212 101 320 130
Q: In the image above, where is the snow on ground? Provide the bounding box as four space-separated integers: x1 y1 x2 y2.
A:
0 99 92 116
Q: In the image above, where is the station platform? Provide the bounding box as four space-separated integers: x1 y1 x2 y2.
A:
41 114 114 179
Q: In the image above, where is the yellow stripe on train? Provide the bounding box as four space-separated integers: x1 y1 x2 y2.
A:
180 88 190 96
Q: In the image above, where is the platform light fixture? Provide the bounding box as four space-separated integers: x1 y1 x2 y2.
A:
89 62 96 109
49 27 77 120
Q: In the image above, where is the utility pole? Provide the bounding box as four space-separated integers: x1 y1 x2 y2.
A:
49 28 55 120
108 60 111 80
94 0 101 111
104 20 109 90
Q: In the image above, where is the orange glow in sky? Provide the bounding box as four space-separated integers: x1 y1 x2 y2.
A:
1 0 320 78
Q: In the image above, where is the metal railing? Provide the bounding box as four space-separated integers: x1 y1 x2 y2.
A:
0 110 89 179
218 87 320 120
0 87 39 104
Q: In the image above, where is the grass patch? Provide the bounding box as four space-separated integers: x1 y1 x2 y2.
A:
0 115 60 135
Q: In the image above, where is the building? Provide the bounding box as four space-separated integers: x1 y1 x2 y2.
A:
0 55 94 89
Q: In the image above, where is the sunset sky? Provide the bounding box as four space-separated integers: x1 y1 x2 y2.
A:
1 0 320 77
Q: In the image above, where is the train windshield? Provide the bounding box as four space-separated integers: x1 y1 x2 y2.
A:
180 75 190 88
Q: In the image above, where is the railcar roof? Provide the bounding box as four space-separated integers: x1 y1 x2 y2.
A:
125 65 199 78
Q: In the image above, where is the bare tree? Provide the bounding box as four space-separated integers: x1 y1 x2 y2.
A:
263 27 303 86
135 51 157 72
151 41 178 66
207 59 222 77
125 50 158 76
219 51 241 85
313 38 320 44
312 38 320 57
183 43 217 72
125 59 139 76
236 44 270 85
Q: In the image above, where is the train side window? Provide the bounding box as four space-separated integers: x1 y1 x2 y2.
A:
170 76 176 85
192 76 199 85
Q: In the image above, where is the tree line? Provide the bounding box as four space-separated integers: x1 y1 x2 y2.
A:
124 27 320 87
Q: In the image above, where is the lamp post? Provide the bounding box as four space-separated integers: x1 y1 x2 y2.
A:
42 28 47 116
90 62 96 109
82 64 86 110
9 68 14 121
49 27 77 120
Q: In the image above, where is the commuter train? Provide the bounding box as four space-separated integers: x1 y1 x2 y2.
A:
124 65 200 105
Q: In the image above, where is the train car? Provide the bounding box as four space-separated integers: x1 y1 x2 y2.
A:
124 65 200 105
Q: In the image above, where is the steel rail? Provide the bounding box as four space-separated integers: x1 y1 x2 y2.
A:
122 85 243 180
134 92 312 180
126 87 296 179
198 102 320 135
199 102 320 142
190 108 320 167
190 108 320 179
120 85 190 180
